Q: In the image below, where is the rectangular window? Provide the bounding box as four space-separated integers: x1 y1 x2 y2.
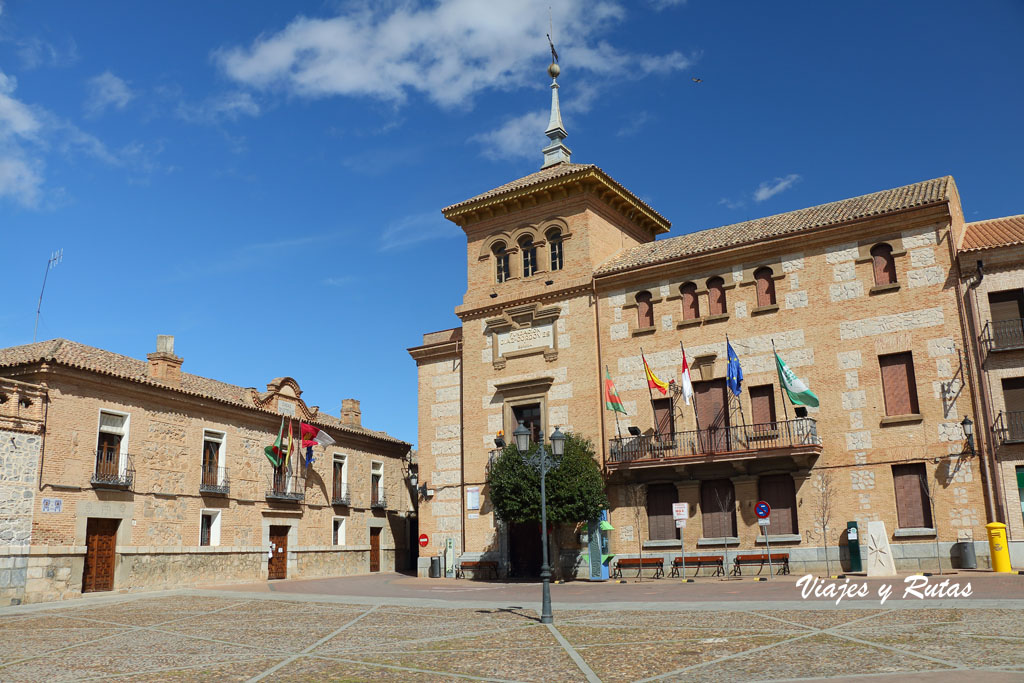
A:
1003 377 1024 442
748 385 777 431
371 461 384 507
96 410 128 480
512 403 542 446
652 398 674 441
333 517 346 546
879 352 920 416
202 430 225 488
892 463 933 529
989 289 1024 350
645 483 678 541
200 510 221 547
758 474 797 535
700 479 736 539
332 454 348 503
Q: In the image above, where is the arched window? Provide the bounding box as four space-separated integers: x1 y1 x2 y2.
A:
636 291 654 328
520 236 538 278
707 277 727 315
754 267 776 307
493 242 510 283
680 282 700 320
871 243 897 286
547 228 564 271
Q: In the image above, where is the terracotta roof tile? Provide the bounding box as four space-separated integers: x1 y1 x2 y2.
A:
595 177 953 276
961 214 1024 252
0 339 408 446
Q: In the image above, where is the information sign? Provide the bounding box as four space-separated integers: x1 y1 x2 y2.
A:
675 519 687 528
757 518 771 526
671 502 689 520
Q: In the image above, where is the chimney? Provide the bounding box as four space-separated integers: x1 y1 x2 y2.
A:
340 398 361 427
147 335 183 386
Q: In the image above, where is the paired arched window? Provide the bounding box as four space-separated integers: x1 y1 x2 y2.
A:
680 282 700 320
520 236 538 278
754 267 776 307
707 277 727 315
547 228 564 271
871 243 897 286
636 291 654 328
493 242 510 283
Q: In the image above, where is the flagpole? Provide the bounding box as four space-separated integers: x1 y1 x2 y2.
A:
772 339 791 423
680 340 702 430
726 335 746 430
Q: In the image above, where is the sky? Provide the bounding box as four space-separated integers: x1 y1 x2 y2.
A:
1 1 1022 449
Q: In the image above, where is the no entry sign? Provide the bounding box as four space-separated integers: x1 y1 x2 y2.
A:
755 501 771 519
418 533 429 548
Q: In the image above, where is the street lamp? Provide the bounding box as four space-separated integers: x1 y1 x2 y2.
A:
961 416 974 455
512 420 564 624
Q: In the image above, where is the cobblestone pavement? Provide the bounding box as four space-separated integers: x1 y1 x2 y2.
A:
1 580 1023 682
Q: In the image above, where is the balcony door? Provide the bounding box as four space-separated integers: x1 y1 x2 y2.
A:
693 379 729 453
512 403 542 446
1003 377 1024 442
989 289 1024 349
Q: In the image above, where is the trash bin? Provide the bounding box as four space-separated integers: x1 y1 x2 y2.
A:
956 541 977 570
429 556 441 578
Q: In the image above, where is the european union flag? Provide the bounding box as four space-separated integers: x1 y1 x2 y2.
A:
726 340 743 396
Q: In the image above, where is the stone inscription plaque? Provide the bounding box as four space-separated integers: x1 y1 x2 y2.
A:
497 322 554 356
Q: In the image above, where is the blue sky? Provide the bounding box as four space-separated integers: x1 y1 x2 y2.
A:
1 1 1022 448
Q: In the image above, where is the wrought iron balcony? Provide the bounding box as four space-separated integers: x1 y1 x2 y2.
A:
487 448 503 473
608 417 822 468
92 450 134 489
266 469 305 502
981 318 1024 353
371 490 387 508
994 411 1024 448
331 481 350 505
199 464 230 495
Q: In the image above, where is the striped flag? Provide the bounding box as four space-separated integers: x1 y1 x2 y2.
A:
680 348 694 405
264 417 285 467
605 369 627 414
775 352 819 407
643 352 669 395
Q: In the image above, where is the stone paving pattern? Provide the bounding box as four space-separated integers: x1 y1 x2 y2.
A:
1 591 1023 681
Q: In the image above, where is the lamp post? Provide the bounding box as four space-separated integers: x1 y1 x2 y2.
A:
512 420 564 625
961 416 974 455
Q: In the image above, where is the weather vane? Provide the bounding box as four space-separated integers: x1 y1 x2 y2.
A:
546 8 559 79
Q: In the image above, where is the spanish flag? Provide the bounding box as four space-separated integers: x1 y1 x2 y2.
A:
642 352 669 395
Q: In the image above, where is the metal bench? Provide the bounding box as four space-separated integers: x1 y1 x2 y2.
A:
669 555 725 578
612 557 664 579
731 553 790 576
455 560 498 579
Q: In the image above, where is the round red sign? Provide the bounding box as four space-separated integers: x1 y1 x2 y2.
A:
418 533 429 548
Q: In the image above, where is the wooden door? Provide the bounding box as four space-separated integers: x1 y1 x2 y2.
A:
892 464 932 529
268 526 288 580
700 479 736 539
758 474 797 535
646 483 678 541
82 518 118 592
652 398 674 442
694 379 729 452
369 528 381 572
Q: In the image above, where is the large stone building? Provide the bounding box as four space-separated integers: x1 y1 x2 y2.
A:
0 336 413 605
958 215 1024 564
409 63 1017 576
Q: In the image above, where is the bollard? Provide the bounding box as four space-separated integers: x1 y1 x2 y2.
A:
986 522 1012 573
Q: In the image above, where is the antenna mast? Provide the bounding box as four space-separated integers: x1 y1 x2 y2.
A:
33 249 63 343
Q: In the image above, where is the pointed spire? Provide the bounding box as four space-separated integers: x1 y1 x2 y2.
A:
541 61 571 169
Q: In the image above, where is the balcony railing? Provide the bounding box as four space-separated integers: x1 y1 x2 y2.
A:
981 318 1024 353
199 464 230 495
608 418 822 467
332 481 350 505
994 411 1024 448
487 448 503 473
92 450 135 488
266 469 305 502
371 490 387 508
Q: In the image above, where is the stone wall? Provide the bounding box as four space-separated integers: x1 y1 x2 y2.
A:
0 430 40 548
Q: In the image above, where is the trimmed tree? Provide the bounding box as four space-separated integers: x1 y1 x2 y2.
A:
487 433 609 576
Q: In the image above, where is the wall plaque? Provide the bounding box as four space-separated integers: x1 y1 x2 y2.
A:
496 322 554 356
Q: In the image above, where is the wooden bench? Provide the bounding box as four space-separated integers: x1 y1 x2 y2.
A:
612 557 664 579
669 555 724 578
731 553 790 576
455 560 498 579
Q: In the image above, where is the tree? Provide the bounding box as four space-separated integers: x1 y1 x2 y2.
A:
806 470 836 576
487 432 609 526
623 483 646 582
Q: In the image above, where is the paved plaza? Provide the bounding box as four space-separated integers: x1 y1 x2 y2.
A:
1 573 1023 682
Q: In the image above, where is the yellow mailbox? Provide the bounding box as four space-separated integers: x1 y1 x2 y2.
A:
986 522 1012 573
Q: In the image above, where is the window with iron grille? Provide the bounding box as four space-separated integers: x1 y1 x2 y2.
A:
96 411 128 479
371 461 384 506
202 430 224 488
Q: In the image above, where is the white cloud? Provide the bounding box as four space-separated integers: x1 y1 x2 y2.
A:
85 71 134 117
472 110 548 161
216 0 689 109
648 0 687 9
175 91 261 124
0 72 42 138
718 197 745 210
0 156 42 207
754 174 801 202
380 212 461 251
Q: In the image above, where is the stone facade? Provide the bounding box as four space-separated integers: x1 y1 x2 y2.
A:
411 162 1011 576
0 338 413 605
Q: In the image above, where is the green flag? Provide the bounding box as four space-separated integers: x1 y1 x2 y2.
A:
604 369 627 414
775 352 819 408
264 417 285 467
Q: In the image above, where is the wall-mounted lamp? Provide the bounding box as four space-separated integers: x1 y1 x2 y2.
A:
418 482 433 499
961 416 974 455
